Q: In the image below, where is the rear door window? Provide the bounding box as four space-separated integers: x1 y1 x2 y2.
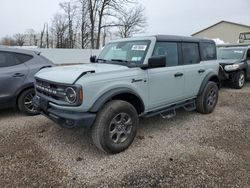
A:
182 43 200 65
15 53 33 63
0 51 20 67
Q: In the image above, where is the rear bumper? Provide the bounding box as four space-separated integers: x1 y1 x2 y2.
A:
33 96 96 129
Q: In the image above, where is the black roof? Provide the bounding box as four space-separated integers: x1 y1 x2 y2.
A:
154 35 214 43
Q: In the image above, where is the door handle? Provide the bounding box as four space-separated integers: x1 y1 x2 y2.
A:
174 72 184 77
13 73 25 77
198 69 205 74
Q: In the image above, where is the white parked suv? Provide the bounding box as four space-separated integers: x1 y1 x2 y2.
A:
33 35 220 154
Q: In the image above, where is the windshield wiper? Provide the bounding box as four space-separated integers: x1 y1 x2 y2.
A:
111 59 129 63
97 58 107 62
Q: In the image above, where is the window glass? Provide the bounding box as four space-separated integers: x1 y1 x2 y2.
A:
247 50 250 60
217 48 245 60
0 52 19 67
98 40 150 65
182 43 200 64
200 42 216 60
15 53 33 63
153 42 179 67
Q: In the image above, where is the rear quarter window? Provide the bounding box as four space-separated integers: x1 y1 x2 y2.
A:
15 53 33 63
200 42 216 60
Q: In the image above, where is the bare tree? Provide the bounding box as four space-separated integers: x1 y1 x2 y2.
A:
77 0 91 48
40 24 46 48
0 37 16 46
60 1 78 48
117 6 147 38
46 23 49 48
87 0 135 49
14 33 26 46
26 29 36 46
51 13 69 48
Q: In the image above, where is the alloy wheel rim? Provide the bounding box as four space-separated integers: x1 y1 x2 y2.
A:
207 89 217 107
239 73 245 87
109 113 133 144
24 92 37 113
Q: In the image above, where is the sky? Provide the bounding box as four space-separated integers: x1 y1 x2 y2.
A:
0 0 249 38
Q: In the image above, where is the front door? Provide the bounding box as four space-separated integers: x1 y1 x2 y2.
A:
147 42 185 110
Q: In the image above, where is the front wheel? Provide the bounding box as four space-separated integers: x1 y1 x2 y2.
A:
231 71 245 89
196 81 219 114
91 100 138 154
18 88 39 116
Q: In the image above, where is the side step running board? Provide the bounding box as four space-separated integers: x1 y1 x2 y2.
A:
143 99 196 119
160 109 176 119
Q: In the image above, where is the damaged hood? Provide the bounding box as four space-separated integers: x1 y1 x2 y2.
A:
35 63 128 84
218 59 242 65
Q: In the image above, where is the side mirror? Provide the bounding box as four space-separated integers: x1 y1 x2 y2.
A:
90 55 97 63
147 56 166 69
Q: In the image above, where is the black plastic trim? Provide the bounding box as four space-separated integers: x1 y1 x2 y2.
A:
89 88 145 113
198 73 220 96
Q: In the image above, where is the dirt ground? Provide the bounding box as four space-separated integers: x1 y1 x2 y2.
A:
0 83 250 187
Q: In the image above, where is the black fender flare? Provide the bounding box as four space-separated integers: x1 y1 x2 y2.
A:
198 73 220 96
89 88 145 113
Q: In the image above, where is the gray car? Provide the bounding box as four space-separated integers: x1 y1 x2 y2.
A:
0 47 54 115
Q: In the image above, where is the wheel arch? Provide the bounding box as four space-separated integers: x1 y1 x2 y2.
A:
198 73 220 96
89 88 145 115
15 83 34 105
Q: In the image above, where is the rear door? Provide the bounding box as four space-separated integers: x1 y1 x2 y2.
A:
182 42 206 98
0 51 28 104
147 42 185 110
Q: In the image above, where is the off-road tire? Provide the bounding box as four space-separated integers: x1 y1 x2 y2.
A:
18 88 39 116
231 71 245 89
196 81 219 114
91 100 138 154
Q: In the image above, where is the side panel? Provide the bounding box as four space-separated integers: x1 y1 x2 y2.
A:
147 66 185 110
0 64 28 103
183 63 206 98
49 68 150 112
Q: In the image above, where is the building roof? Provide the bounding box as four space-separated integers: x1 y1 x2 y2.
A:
192 20 250 36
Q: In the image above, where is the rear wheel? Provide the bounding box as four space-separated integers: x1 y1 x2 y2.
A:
18 88 39 116
91 100 138 154
231 71 245 89
196 81 219 114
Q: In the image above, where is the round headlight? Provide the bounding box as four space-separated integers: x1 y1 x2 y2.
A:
65 87 77 104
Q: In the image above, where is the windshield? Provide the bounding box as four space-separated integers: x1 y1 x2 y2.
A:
97 40 151 66
217 48 245 60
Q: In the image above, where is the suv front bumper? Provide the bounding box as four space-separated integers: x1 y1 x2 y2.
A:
33 96 96 129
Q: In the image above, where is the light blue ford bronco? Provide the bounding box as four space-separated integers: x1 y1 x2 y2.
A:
34 35 220 154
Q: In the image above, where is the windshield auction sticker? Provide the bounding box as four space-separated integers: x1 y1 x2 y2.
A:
234 50 244 54
131 45 147 51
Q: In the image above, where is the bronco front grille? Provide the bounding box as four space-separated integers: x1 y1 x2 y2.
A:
35 79 67 101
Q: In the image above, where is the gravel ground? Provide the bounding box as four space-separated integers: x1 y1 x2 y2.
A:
0 83 250 187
